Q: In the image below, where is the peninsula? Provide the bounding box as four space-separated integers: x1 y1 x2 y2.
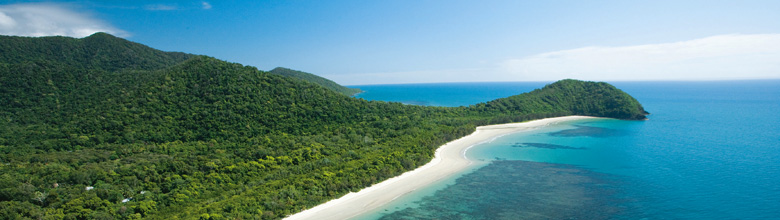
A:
0 33 646 219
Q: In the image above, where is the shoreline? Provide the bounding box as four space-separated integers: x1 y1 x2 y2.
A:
284 116 597 220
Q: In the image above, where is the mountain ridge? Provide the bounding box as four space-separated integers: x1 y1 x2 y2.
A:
0 32 193 71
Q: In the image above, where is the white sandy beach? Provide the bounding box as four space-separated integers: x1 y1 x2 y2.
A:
284 116 596 220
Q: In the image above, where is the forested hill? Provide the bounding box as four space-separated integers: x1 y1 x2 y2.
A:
0 32 193 71
475 79 649 120
269 67 362 96
0 33 646 219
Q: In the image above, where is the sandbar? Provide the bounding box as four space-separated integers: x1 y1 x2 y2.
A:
284 116 596 220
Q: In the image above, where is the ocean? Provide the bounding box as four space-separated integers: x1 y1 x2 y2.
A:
351 80 780 219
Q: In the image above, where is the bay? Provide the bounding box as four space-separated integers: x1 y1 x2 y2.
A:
351 80 780 219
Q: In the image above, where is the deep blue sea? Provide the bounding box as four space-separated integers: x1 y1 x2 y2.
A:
351 80 780 219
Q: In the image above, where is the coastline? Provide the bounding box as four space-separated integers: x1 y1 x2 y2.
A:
284 115 597 220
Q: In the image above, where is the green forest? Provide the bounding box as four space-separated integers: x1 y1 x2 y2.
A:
0 33 647 219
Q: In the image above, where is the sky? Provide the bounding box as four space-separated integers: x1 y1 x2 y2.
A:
1 0 779 85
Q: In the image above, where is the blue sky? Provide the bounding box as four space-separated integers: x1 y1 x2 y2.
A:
1 1 779 85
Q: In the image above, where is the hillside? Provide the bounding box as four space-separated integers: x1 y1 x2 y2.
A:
269 67 362 96
0 32 193 71
474 79 649 121
0 34 646 219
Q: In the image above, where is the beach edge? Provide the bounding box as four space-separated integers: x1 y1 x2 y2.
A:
284 115 598 220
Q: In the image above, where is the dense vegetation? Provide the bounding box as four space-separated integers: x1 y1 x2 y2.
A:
474 79 649 121
268 67 361 96
0 33 647 219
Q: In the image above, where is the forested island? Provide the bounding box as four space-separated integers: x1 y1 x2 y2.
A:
0 33 647 219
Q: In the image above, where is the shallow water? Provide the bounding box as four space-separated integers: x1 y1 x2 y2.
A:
377 160 622 220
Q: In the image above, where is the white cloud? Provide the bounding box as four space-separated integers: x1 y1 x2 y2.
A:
500 34 780 81
338 34 780 85
202 2 212 10
0 12 16 28
145 4 178 11
0 3 128 38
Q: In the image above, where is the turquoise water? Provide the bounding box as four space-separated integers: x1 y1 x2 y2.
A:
352 80 780 219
